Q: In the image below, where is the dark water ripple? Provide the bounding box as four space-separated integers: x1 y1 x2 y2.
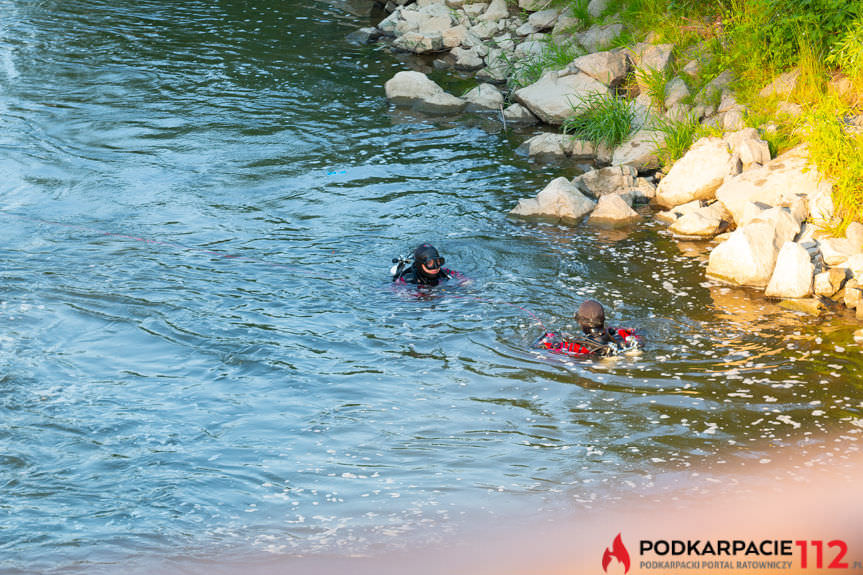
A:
0 0 862 572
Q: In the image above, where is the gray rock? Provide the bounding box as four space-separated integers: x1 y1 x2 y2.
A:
384 71 467 114
519 0 552 10
552 11 581 36
723 128 771 169
442 24 469 48
480 0 509 22
587 0 608 17
759 68 800 99
696 69 735 106
820 237 856 266
513 71 610 125
528 8 560 30
503 103 539 125
471 20 501 40
611 129 662 173
765 242 814 298
575 24 623 53
346 27 381 45
378 8 404 35
464 83 505 111
777 102 803 117
682 58 701 78
588 193 641 225
846 222 863 252
451 46 485 70
516 133 571 160
628 43 675 76
814 268 848 297
573 165 638 198
655 137 732 209
569 51 631 87
722 108 746 131
664 77 690 109
393 31 445 53
514 39 545 58
669 210 726 239
665 103 695 123
751 206 801 245
510 176 597 220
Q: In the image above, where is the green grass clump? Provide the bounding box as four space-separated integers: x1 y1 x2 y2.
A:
827 14 863 87
636 66 671 111
562 92 636 149
498 36 582 90
650 114 703 170
801 95 863 233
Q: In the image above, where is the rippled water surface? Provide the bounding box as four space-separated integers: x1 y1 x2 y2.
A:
1 1 862 572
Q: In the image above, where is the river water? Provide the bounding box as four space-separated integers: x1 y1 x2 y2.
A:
1 1 861 573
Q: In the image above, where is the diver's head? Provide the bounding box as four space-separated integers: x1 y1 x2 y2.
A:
576 299 606 336
413 243 444 278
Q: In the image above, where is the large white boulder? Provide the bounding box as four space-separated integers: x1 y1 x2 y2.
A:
655 137 733 208
513 71 610 125
510 177 596 220
384 71 466 114
706 220 784 287
765 242 814 298
715 147 828 226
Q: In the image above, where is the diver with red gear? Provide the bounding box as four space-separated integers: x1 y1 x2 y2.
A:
535 299 641 357
392 243 464 286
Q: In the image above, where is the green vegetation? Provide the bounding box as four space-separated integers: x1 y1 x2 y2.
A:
496 36 583 90
650 114 702 170
555 0 863 229
636 66 670 111
562 92 636 148
802 96 863 234
826 14 863 88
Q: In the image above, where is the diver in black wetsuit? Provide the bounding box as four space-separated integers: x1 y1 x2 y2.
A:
392 243 460 286
535 299 642 357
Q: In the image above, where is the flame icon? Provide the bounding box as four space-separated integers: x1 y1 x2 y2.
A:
602 533 631 574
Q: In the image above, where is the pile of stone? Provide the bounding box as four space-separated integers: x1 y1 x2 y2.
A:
509 165 655 226
370 1 863 322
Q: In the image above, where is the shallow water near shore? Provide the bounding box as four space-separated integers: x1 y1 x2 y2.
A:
1 1 862 572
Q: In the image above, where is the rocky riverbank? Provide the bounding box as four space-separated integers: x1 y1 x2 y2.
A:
351 0 863 336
